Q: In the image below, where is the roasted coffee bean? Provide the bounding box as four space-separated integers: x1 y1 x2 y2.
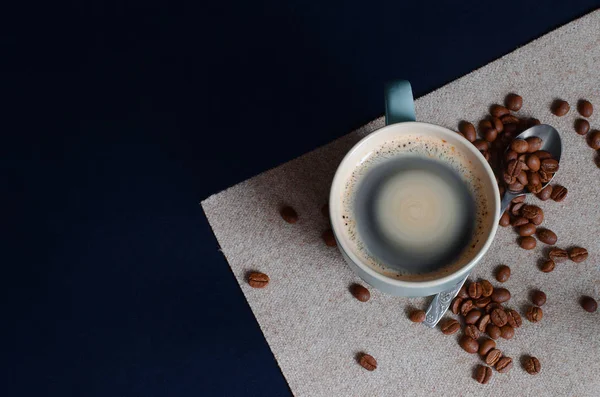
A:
479 338 496 356
521 205 542 219
496 357 513 373
505 93 523 111
537 228 557 245
485 302 502 314
508 181 524 192
540 259 555 273
495 265 511 282
535 150 552 160
486 349 503 365
527 171 541 186
465 324 480 339
504 159 523 183
491 104 511 118
501 114 519 125
531 213 544 226
480 280 494 297
568 247 588 263
491 288 511 303
468 282 483 299
541 158 559 173
537 184 553 201
479 119 493 132
459 121 477 142
551 99 570 116
499 212 510 227
482 150 491 161
519 236 537 250
549 248 568 262
574 119 590 135
539 169 553 184
587 130 600 150
441 318 461 335
476 297 492 309
581 296 598 313
578 99 594 117
526 154 541 172
351 284 371 302
459 335 479 354
248 272 270 288
505 150 518 163
483 127 498 142
510 139 529 153
500 324 515 339
486 324 501 340
506 309 522 328
525 137 542 153
532 290 547 306
322 229 337 247
526 306 543 323
512 217 529 227
491 116 504 133
409 309 426 323
473 139 490 152
458 285 469 299
359 353 377 371
524 356 541 375
517 153 528 169
518 223 536 236
461 299 474 316
511 202 525 217
451 297 463 315
517 170 528 186
491 308 508 327
478 313 491 332
475 365 493 384
528 117 541 127
280 206 299 223
512 196 526 204
465 309 482 325
527 182 542 195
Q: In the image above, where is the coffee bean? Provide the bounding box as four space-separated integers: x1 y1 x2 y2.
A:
458 285 469 299
500 324 514 339
465 309 482 325
486 349 503 366
526 154 541 172
551 99 570 116
505 93 523 111
510 139 529 153
526 137 542 153
531 213 544 226
473 139 489 152
491 308 508 327
475 365 493 384
359 353 377 371
508 181 524 192
587 130 600 150
461 299 474 316
521 204 542 219
512 217 529 227
248 272 270 288
526 306 543 323
581 296 598 313
517 153 529 169
483 127 498 142
441 318 461 335
535 150 552 160
496 357 513 373
491 104 511 118
518 223 536 237
322 229 337 247
458 121 477 142
409 309 426 323
540 158 559 173
280 206 299 223
540 259 555 272
499 212 510 227
549 248 568 263
517 170 528 186
528 117 542 127
459 335 479 354
479 338 496 356
577 99 594 117
468 282 483 299
537 228 557 245
569 247 588 263
519 236 537 250
505 150 518 163
351 284 371 302
476 297 492 309
512 195 526 204
495 265 511 283
491 116 504 133
501 114 520 125
532 290 547 306
524 356 541 375
491 288 511 303
479 119 493 132
478 313 491 332
511 202 525 217
482 150 491 162
451 297 463 315
486 324 501 340
539 169 554 184
480 280 494 297
504 159 523 184
527 171 541 186
506 309 522 328
574 119 590 135
536 184 553 201
465 324 480 339
485 302 502 314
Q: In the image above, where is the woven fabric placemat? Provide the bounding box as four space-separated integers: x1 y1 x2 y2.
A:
202 10 600 396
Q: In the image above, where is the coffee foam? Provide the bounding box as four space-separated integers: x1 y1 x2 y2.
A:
342 135 492 281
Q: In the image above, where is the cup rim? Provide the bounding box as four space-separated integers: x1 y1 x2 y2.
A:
329 121 500 289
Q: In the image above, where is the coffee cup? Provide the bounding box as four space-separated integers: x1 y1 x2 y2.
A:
329 80 500 297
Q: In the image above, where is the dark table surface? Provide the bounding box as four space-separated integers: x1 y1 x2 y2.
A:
4 1 599 396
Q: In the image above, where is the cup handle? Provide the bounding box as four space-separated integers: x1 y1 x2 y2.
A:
384 80 416 125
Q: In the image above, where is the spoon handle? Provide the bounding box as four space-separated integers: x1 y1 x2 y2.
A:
422 273 470 328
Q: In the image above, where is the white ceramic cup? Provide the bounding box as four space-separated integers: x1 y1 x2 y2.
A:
329 121 500 297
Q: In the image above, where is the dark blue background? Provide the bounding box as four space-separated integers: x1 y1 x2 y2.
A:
3 1 598 396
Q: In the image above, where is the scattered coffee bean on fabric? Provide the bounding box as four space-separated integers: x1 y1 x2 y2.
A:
451 297 463 315
506 309 522 328
549 248 568 263
524 356 541 375
359 353 377 371
441 318 461 335
475 365 493 384
465 324 480 339
536 184 553 201
551 99 570 116
495 265 511 282
248 272 270 288
500 325 514 339
537 228 557 245
461 300 474 316
499 212 510 227
459 121 477 142
351 284 371 302
577 99 593 117
491 308 508 327
480 280 494 297
491 288 511 303
550 185 568 202
478 313 491 332
280 206 298 223
409 310 426 323
526 306 543 323
532 290 547 306
581 296 598 313
574 119 590 135
588 130 600 150
459 335 479 353
491 104 511 118
540 259 555 273
465 309 482 325
512 217 529 227
476 297 491 309
568 247 588 263
479 338 496 356
518 223 536 237
486 324 501 340
458 285 469 299
486 349 503 366
496 357 513 373
468 282 483 299
519 236 537 250
505 94 523 111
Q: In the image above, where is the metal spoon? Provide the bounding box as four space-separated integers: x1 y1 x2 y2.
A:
422 124 562 328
